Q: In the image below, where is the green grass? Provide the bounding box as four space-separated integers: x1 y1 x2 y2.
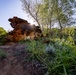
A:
20 37 76 75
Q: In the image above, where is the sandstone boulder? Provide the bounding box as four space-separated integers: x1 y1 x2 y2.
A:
6 16 43 43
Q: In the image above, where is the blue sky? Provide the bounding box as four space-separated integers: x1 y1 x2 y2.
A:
0 0 34 31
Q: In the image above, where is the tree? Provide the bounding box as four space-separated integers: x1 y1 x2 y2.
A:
38 0 55 31
21 0 41 28
54 0 76 31
21 0 76 33
40 0 76 31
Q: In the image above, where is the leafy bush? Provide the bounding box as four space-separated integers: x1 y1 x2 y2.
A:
0 27 7 36
0 27 7 45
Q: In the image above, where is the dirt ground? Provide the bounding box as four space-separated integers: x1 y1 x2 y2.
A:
0 43 46 75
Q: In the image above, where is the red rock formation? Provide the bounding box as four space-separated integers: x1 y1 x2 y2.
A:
6 16 43 43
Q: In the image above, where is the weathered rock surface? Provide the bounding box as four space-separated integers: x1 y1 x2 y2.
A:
6 16 43 43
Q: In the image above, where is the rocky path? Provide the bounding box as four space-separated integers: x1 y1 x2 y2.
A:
0 44 26 75
0 43 46 75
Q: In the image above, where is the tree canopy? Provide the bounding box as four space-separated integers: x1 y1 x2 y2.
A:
21 0 76 31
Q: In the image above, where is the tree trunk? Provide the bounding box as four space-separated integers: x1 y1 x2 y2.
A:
49 19 52 32
58 18 62 32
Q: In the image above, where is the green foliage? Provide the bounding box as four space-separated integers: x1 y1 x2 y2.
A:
0 27 7 36
26 40 45 57
43 38 76 75
50 28 60 38
19 39 31 44
45 27 75 40
38 0 76 30
51 43 76 75
0 49 7 61
0 27 7 45
24 37 76 75
21 0 76 31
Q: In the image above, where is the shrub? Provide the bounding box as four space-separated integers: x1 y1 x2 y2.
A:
0 27 7 45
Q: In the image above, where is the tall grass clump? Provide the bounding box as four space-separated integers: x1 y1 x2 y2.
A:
25 38 76 75
26 40 45 61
